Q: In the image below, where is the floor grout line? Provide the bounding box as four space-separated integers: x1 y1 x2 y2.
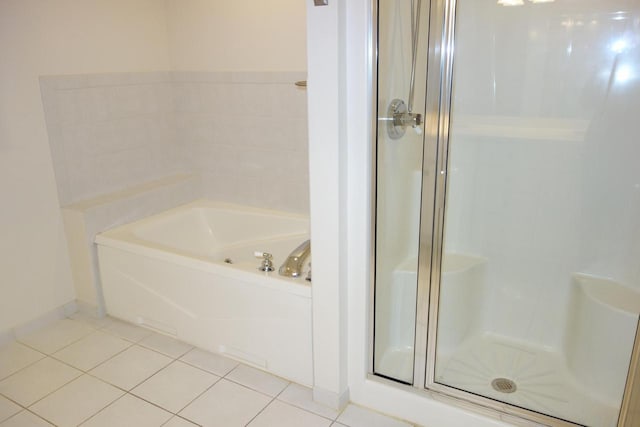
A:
16 358 83 409
15 319 99 356
23 407 58 427
73 391 125 427
1 316 358 427
241 387 282 426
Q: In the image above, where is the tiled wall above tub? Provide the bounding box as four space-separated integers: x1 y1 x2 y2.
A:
41 72 186 206
173 71 309 213
40 71 309 214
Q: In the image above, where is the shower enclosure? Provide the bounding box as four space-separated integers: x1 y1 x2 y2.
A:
372 0 640 426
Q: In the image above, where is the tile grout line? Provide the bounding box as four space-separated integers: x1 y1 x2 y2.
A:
1 319 135 424
15 318 100 356
75 392 129 426
160 414 202 427
13 357 83 410
0 391 28 414
23 407 59 427
68 323 207 424
46 338 135 373
119 347 219 425
274 384 342 422
4 317 345 427
73 390 126 427
241 379 289 427
84 350 173 393
0 344 48 383
1 318 199 424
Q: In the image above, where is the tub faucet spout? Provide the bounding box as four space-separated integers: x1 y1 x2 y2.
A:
279 239 310 278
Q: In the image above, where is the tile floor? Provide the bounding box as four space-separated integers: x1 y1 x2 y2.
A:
0 314 414 427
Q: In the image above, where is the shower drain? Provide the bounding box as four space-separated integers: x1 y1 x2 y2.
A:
491 378 517 394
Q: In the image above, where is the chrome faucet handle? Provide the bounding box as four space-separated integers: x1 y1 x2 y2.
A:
278 240 311 278
385 98 423 140
254 251 274 272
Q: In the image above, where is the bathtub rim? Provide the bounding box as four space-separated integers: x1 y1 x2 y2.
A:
95 199 312 298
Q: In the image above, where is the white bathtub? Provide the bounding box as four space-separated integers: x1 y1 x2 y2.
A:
95 200 313 385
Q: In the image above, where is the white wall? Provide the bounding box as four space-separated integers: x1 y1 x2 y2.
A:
166 0 307 71
0 0 310 332
306 0 349 409
0 0 171 332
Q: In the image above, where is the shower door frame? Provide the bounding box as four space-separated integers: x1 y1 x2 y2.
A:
370 0 640 426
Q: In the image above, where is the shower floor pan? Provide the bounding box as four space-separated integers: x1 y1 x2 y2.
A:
435 333 619 427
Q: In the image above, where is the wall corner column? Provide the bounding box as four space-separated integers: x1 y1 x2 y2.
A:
306 0 350 410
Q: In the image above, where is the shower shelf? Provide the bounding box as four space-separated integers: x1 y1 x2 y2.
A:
573 273 640 315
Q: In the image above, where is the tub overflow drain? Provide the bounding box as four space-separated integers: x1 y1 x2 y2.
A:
491 378 517 394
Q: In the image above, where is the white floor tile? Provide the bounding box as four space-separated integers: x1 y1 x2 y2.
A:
0 357 81 406
180 348 239 376
226 364 289 397
0 342 44 381
0 410 53 426
139 333 193 359
248 400 332 427
0 396 21 423
80 394 172 427
162 416 199 427
102 319 152 343
30 375 123 427
132 361 218 413
53 331 131 371
179 379 271 427
336 404 414 427
90 345 172 390
331 424 348 427
278 383 339 420
17 319 95 354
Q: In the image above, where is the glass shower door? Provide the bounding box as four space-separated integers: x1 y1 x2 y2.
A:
430 1 640 426
373 0 429 383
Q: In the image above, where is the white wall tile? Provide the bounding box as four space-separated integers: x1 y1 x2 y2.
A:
42 71 309 213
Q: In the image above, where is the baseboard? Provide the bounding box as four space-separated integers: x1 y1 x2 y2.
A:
313 386 350 411
4 301 78 343
75 299 102 318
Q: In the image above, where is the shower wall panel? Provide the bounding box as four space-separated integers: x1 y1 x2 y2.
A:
443 0 640 349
